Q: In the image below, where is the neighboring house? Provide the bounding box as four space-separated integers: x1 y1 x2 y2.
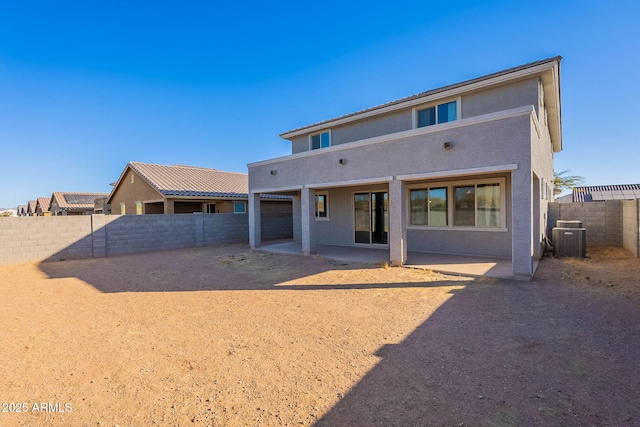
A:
50 192 110 216
16 205 27 216
26 200 37 216
35 197 51 216
554 193 573 204
248 57 562 280
94 197 111 214
108 162 290 215
571 184 640 202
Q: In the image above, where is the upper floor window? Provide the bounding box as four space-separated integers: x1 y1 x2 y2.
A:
310 131 330 150
416 100 457 128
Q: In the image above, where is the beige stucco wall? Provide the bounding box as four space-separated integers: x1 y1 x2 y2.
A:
109 168 163 215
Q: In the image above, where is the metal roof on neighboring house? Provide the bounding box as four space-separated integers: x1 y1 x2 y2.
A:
110 162 289 202
573 184 640 202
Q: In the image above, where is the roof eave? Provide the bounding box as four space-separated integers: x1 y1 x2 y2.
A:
280 56 563 142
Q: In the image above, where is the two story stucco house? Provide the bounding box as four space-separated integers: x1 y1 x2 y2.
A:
248 57 562 280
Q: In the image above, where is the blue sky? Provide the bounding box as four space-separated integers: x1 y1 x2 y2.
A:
1 0 638 207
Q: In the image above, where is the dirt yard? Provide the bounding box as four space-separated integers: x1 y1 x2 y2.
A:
0 244 638 426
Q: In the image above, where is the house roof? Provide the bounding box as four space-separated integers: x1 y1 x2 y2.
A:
554 194 573 204
280 56 562 152
108 162 290 204
17 205 27 214
36 197 51 212
131 162 249 197
51 192 110 211
27 200 37 214
573 184 640 202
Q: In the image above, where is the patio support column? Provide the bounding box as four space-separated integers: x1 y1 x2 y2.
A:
248 192 261 249
389 179 407 266
164 198 174 214
301 187 317 255
511 170 534 279
292 193 302 243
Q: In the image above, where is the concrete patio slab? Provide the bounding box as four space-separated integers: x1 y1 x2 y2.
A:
256 241 514 279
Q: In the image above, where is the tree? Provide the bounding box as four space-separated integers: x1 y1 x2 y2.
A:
553 170 585 194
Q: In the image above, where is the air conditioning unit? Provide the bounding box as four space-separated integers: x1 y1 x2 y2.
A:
552 227 586 258
556 220 583 228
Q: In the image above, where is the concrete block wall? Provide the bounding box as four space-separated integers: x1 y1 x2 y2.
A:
622 200 640 257
104 215 196 256
0 216 93 264
548 201 622 247
261 212 294 241
0 213 293 265
203 213 249 245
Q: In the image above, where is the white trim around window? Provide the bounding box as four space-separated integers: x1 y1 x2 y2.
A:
412 96 462 129
407 177 507 232
309 130 331 150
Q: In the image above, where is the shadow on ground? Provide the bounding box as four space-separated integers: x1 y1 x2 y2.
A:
315 269 640 426
36 245 640 425
38 243 462 293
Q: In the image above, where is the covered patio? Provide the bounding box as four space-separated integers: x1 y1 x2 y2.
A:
256 241 514 279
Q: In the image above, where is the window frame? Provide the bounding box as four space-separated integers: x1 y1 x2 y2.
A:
309 130 331 150
412 97 461 129
233 201 247 214
407 177 507 232
205 203 217 214
315 191 329 220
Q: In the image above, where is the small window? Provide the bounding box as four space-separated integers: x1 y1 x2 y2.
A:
135 202 142 215
315 193 329 219
233 201 246 214
120 203 126 215
310 131 330 150
206 203 217 214
417 100 457 128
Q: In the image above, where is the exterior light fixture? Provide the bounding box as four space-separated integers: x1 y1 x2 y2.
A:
339 159 347 165
444 141 452 150
270 170 277 175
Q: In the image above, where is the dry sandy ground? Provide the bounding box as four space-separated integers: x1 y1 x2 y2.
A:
0 244 639 426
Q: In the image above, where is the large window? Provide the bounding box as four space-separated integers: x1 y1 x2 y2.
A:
315 192 329 219
476 183 501 227
416 100 457 128
410 179 504 229
310 131 330 150
410 187 448 226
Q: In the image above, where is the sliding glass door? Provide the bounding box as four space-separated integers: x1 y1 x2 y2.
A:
354 192 388 245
